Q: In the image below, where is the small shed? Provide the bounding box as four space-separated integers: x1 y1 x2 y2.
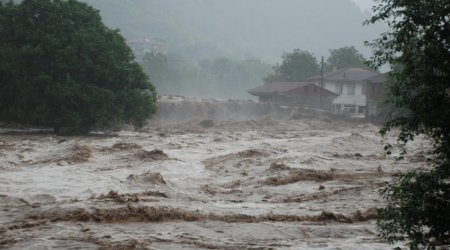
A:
248 82 338 111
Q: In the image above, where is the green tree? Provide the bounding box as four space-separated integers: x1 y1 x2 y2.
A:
265 49 319 83
0 0 157 133
326 46 369 70
366 0 450 248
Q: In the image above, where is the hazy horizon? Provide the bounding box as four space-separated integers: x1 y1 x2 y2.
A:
84 0 386 63
78 0 388 98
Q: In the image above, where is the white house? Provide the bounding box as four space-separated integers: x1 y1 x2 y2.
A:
307 68 380 115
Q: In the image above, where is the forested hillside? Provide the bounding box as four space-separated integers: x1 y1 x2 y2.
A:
82 0 384 62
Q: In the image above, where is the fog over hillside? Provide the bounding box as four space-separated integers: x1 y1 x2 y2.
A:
82 0 385 62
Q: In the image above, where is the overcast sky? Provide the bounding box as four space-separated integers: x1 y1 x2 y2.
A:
351 0 375 12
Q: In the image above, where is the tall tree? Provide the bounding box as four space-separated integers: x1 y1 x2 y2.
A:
366 0 450 248
265 49 319 83
326 46 369 70
0 0 157 133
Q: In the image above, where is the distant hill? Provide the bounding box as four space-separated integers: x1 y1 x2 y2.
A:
83 0 385 62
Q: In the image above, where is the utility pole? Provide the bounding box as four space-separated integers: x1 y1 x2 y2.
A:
320 56 324 109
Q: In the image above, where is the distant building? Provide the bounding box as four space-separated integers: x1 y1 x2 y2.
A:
248 82 338 111
127 37 168 58
365 73 388 117
248 67 387 116
307 67 380 115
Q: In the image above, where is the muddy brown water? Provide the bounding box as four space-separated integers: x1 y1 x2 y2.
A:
0 99 429 249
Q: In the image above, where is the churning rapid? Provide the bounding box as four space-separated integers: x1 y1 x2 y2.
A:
0 97 427 249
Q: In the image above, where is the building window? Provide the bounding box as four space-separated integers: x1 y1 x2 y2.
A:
347 83 355 95
343 104 357 114
334 104 342 113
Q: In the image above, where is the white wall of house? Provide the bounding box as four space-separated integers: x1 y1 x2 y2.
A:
332 83 366 106
315 81 367 114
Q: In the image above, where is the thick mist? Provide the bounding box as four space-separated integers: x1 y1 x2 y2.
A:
81 0 385 98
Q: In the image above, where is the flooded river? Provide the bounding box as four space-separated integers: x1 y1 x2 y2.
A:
0 97 427 249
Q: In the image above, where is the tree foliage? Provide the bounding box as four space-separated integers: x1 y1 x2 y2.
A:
265 47 371 84
366 0 450 248
264 49 319 83
326 46 369 71
0 0 157 133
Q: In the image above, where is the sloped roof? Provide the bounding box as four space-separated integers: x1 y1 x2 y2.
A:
248 82 338 97
285 85 339 96
248 82 310 96
307 67 380 82
366 72 388 84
